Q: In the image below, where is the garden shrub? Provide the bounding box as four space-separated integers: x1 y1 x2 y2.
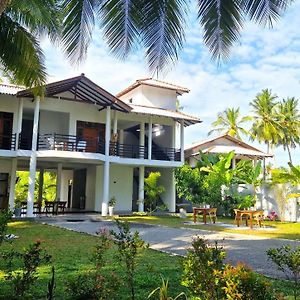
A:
2 240 51 298
267 245 300 300
0 209 12 245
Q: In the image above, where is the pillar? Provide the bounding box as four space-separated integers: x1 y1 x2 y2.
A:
101 161 110 216
232 158 236 169
105 106 111 156
119 129 124 144
56 163 62 201
113 111 118 135
8 158 17 210
169 169 176 212
16 98 23 149
139 122 145 159
148 117 152 160
27 96 40 217
180 119 184 162
138 166 145 212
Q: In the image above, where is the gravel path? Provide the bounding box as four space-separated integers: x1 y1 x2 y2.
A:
38 215 300 279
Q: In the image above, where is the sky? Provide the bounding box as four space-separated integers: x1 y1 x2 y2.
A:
42 2 300 167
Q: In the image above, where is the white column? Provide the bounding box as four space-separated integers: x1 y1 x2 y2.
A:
105 106 111 156
169 169 176 212
56 163 62 201
172 122 176 149
139 122 145 159
15 98 23 149
180 119 184 163
113 111 118 135
119 129 124 144
101 160 110 216
27 96 40 217
138 166 145 212
232 158 236 169
148 117 152 160
8 158 17 210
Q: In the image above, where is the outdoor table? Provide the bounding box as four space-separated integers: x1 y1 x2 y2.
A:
235 209 260 229
44 201 67 215
193 207 216 224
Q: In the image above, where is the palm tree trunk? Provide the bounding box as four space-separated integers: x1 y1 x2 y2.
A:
286 144 293 164
0 0 11 16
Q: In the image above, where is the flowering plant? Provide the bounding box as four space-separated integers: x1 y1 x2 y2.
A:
267 211 278 221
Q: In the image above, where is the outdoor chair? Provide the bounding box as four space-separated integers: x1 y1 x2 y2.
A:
253 210 264 227
208 208 217 223
234 209 249 226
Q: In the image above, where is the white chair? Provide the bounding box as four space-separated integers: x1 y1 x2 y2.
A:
77 140 87 152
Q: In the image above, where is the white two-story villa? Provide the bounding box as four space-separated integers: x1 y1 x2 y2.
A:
0 74 200 216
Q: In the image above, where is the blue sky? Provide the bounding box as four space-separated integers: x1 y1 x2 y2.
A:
42 3 300 167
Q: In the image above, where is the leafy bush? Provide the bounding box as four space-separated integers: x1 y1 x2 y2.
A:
182 237 226 299
3 240 51 298
111 220 148 300
0 209 12 245
267 245 300 300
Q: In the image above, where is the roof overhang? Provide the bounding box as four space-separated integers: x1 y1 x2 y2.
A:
17 74 131 113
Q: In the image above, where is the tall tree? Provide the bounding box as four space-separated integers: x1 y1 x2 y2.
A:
0 0 59 90
276 97 300 164
0 1 294 88
250 89 280 153
209 107 251 139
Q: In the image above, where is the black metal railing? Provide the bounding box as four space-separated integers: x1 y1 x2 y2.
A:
0 133 16 150
109 142 148 159
38 133 105 154
18 133 32 150
151 145 181 161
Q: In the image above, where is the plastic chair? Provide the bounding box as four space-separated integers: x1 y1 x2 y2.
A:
253 210 264 227
208 208 217 223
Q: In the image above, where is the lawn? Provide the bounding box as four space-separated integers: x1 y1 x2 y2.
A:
0 220 296 299
0 221 184 299
117 214 300 240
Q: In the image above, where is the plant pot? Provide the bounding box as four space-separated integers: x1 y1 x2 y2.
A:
14 207 22 217
108 206 114 217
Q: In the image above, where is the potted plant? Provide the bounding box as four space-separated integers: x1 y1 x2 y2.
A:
14 201 22 217
108 197 116 216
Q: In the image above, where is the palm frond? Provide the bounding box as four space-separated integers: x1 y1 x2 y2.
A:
61 0 100 64
100 0 142 59
197 0 243 61
141 0 188 72
241 0 293 27
0 13 46 90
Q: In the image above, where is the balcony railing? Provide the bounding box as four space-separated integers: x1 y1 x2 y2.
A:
38 133 105 154
0 133 16 150
109 142 148 159
152 145 181 161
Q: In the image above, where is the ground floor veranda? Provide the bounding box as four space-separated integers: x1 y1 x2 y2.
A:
0 156 176 216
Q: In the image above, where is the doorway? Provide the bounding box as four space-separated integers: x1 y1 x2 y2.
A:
0 173 9 209
0 112 13 149
72 169 86 209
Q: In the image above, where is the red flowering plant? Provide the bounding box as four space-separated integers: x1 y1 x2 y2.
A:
267 211 278 221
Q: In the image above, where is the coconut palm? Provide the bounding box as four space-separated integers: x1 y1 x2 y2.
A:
0 1 294 87
250 89 281 153
276 97 300 164
208 107 251 140
0 0 59 90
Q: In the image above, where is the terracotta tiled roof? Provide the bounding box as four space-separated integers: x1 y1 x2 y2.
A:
117 78 190 97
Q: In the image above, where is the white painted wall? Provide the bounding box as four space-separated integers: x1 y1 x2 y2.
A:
0 95 19 133
109 164 133 211
94 165 103 212
39 111 69 135
86 166 96 210
0 158 12 173
157 167 176 212
60 170 73 203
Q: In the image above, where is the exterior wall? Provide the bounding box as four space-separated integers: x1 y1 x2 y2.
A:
94 165 104 212
119 85 177 110
60 170 73 203
232 183 300 222
0 158 12 173
39 110 69 135
86 166 97 210
109 164 133 211
157 167 176 212
153 125 173 148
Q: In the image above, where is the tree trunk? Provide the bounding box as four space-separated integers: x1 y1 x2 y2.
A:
286 144 293 164
0 0 11 16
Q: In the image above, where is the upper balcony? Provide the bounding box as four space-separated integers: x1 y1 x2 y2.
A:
0 133 16 150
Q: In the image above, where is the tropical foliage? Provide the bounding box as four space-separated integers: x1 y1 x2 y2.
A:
209 107 251 139
0 1 294 87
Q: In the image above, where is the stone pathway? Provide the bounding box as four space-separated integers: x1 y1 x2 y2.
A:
38 215 300 279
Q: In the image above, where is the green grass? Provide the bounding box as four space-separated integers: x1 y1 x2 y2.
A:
117 214 300 240
0 221 296 299
0 221 184 300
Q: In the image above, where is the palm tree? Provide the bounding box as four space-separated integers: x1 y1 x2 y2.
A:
0 0 59 90
250 89 281 153
276 97 300 164
0 1 293 88
208 107 251 140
